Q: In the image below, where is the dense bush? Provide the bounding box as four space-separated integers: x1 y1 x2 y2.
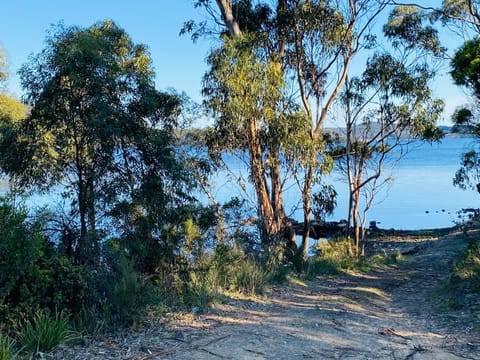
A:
0 193 271 349
0 199 93 330
210 243 268 295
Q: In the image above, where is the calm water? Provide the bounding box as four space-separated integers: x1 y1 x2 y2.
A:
355 136 479 229
1 136 477 230
211 136 479 230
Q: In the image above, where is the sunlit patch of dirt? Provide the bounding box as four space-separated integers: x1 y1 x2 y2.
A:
52 227 480 360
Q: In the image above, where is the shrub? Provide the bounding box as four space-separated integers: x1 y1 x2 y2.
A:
305 257 342 278
73 305 108 337
211 244 268 295
266 263 292 284
0 199 47 327
16 309 77 353
450 242 480 294
185 271 215 311
437 240 480 310
305 238 359 278
107 257 154 329
211 243 243 290
0 199 95 329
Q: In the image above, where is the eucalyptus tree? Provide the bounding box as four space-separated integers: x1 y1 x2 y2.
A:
428 0 480 34
189 0 391 263
334 55 443 254
1 21 186 264
327 4 446 254
203 35 303 249
450 37 480 194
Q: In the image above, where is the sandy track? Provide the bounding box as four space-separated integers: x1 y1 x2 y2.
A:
56 230 480 359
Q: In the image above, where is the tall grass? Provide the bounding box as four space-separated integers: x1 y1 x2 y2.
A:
233 257 268 295
440 240 480 309
305 238 358 278
453 242 480 292
0 335 15 360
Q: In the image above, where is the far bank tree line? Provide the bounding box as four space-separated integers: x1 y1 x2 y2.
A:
0 1 480 330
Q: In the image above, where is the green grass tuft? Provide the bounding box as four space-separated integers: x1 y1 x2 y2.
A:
16 309 78 354
0 335 16 360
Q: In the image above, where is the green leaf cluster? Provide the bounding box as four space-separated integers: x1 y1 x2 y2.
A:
384 5 445 56
0 198 93 330
451 37 480 98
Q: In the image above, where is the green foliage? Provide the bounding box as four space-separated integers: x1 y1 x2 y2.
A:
452 241 480 292
0 335 15 360
305 238 357 278
232 257 268 295
0 198 94 330
108 257 151 328
441 239 480 310
450 38 480 197
384 5 445 55
0 94 26 124
185 271 215 312
203 35 285 152
305 239 413 279
312 184 337 222
16 309 77 353
453 148 480 193
207 243 268 295
335 43 443 253
369 251 407 267
451 37 480 98
266 263 292 284
452 107 474 125
3 20 185 265
305 256 343 277
432 0 480 34
211 243 244 289
0 22 208 335
72 306 108 337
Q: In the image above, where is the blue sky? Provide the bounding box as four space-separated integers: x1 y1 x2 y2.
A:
0 0 471 125
0 0 211 102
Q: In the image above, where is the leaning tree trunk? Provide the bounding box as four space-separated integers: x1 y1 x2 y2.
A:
247 118 282 243
215 0 295 253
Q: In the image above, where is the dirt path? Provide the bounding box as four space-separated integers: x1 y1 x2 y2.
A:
58 229 480 359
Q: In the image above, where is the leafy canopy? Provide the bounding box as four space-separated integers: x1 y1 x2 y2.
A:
451 37 480 98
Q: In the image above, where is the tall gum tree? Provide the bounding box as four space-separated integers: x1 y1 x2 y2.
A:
327 4 446 255
2 21 181 264
203 35 302 249
190 0 391 262
334 55 444 255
